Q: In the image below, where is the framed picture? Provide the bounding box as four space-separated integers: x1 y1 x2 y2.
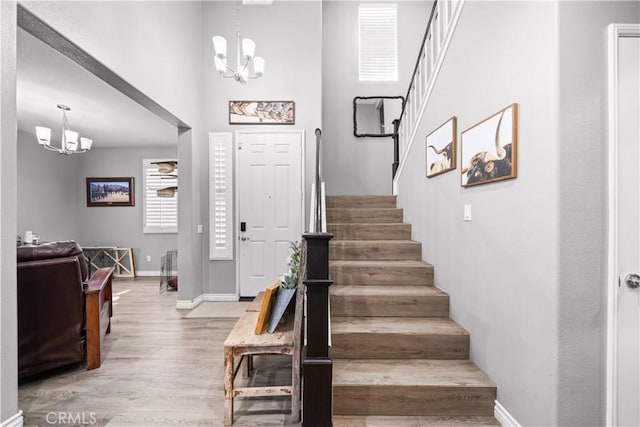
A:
426 117 457 178
86 177 135 207
254 281 280 335
229 101 295 125
461 103 518 187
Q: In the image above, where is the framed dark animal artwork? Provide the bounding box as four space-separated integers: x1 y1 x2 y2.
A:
461 103 518 187
426 116 457 178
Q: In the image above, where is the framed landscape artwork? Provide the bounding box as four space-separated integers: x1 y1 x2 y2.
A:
229 101 295 125
426 117 457 178
461 103 518 187
86 177 135 207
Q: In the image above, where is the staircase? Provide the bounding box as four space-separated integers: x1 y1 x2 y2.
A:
327 195 499 426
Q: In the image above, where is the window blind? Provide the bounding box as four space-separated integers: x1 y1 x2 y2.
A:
209 133 234 260
359 3 398 82
143 159 178 234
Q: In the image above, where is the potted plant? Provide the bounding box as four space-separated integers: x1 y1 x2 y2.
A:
267 241 301 333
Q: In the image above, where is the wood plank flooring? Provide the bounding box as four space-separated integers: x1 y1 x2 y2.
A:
18 277 297 427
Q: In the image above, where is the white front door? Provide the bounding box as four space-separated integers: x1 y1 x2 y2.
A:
237 131 304 297
608 25 640 426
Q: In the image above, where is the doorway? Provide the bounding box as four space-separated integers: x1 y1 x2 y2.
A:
236 130 305 297
607 23 640 427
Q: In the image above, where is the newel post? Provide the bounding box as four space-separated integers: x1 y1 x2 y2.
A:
302 232 333 427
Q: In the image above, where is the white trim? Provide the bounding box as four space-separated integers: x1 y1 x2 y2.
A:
203 293 239 302
176 294 239 308
1 411 23 427
234 129 306 298
135 270 161 277
392 0 465 192
606 23 640 427
176 294 204 310
494 400 521 427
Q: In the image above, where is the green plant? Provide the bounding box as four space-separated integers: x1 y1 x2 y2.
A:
281 241 301 289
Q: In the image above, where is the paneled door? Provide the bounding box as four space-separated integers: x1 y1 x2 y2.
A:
237 131 304 297
608 24 640 426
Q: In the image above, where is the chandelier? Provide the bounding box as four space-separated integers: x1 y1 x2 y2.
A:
35 104 93 155
211 3 265 84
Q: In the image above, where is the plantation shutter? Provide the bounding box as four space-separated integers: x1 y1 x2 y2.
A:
359 3 398 82
209 133 234 260
143 159 178 233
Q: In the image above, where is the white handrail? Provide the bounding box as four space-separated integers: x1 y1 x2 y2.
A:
393 0 466 194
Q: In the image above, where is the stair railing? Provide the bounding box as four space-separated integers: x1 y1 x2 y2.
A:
302 128 333 426
393 0 465 190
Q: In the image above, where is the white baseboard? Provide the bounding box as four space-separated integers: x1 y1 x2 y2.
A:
204 293 239 302
136 270 160 277
176 294 204 309
495 400 521 427
1 411 23 427
176 293 239 309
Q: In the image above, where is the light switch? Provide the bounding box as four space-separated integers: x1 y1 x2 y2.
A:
464 204 472 221
197 224 204 233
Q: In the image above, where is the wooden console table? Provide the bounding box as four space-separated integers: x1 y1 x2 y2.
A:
83 246 136 278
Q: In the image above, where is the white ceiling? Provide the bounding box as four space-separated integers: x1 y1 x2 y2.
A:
17 28 177 149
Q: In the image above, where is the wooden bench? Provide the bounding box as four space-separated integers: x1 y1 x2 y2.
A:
223 287 303 425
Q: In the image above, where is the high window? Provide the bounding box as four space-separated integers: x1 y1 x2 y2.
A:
358 3 398 82
143 159 178 234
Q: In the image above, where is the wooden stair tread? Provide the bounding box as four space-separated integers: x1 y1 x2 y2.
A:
331 285 450 317
331 260 432 268
326 195 397 208
333 415 500 426
330 240 422 261
333 359 495 388
331 317 468 335
327 223 412 240
326 208 404 223
331 285 447 298
331 239 420 244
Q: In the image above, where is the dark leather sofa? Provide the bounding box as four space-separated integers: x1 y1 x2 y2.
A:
17 241 114 379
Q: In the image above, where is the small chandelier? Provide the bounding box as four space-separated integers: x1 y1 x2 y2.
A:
211 3 265 84
35 104 93 155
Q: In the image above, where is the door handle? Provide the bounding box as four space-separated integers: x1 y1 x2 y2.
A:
240 236 251 242
625 273 640 289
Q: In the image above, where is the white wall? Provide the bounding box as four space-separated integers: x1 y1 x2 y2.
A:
77 147 178 273
396 1 559 424
19 0 205 302
17 135 177 273
322 1 431 195
0 2 18 423
394 1 640 425
17 130 81 243
556 2 640 425
201 0 322 295
3 1 203 422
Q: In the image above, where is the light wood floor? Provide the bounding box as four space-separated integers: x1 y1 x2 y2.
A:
19 277 298 427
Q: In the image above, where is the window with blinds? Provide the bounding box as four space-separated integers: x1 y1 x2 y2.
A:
143 159 178 234
209 133 233 260
358 3 398 82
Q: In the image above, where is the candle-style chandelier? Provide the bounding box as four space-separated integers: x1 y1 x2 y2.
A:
211 2 265 84
35 104 93 155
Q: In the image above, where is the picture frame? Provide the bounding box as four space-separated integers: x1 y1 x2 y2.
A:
254 281 280 335
426 116 457 178
86 177 135 207
229 101 295 125
461 103 518 187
